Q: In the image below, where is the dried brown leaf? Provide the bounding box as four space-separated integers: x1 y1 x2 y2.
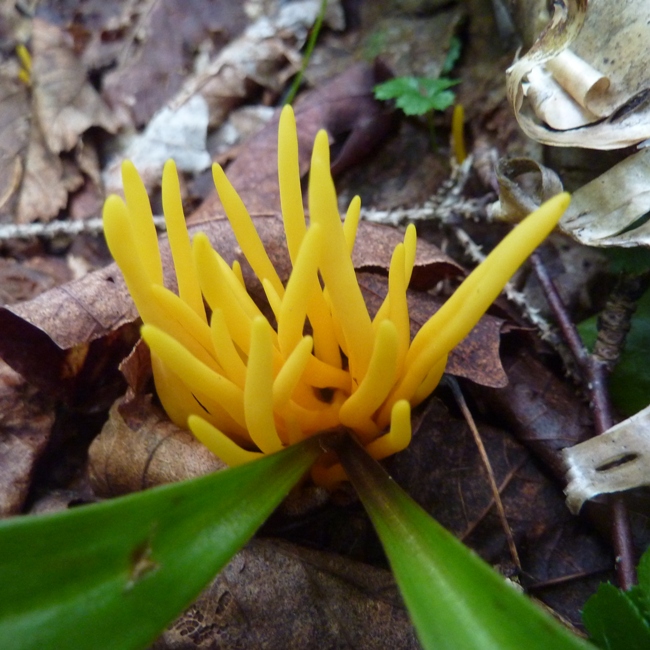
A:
466 343 594 478
88 396 225 497
171 0 343 130
507 0 650 148
388 395 613 627
0 359 55 516
101 0 248 127
31 18 117 154
16 121 78 223
153 539 420 650
0 256 72 305
0 74 29 223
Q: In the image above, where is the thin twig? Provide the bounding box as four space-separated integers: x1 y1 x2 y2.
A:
530 253 636 590
446 376 521 570
0 216 167 243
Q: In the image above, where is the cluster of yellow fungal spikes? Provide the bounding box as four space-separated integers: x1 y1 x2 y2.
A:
102 104 570 488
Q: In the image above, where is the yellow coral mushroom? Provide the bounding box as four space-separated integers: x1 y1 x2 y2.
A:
103 105 570 488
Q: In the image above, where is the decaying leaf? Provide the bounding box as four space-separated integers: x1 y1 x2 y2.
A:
0 256 72 305
0 17 118 223
101 0 249 128
0 73 29 222
563 403 650 514
388 395 613 627
171 0 344 128
560 147 650 247
16 120 78 224
507 0 650 149
465 344 594 482
489 157 564 223
0 359 55 516
88 396 225 497
153 538 420 650
31 18 117 155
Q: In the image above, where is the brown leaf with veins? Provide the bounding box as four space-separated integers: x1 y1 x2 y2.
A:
153 538 420 650
0 359 55 516
88 396 225 498
387 396 613 628
102 0 248 127
0 74 29 222
16 121 80 223
31 18 117 154
466 343 594 478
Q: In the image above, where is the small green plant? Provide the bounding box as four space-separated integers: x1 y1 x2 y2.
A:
373 75 459 116
373 37 461 147
583 544 650 649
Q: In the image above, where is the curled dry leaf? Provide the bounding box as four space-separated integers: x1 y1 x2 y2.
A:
507 0 650 149
88 396 225 497
489 157 564 223
0 359 55 516
560 147 650 247
563 403 650 514
489 148 650 249
153 538 419 650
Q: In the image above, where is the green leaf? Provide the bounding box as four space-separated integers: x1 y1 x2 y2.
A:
374 76 459 116
578 287 650 416
0 437 323 650
336 437 594 650
583 583 650 649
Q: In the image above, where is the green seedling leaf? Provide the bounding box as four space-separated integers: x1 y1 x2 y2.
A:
579 287 650 416
583 583 650 649
583 544 650 649
336 436 594 650
0 437 323 650
374 76 459 116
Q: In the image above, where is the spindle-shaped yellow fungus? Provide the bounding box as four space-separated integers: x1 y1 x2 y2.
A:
103 105 570 488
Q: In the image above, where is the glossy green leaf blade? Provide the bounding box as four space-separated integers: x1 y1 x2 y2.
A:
583 583 650 649
0 437 322 650
337 437 593 650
